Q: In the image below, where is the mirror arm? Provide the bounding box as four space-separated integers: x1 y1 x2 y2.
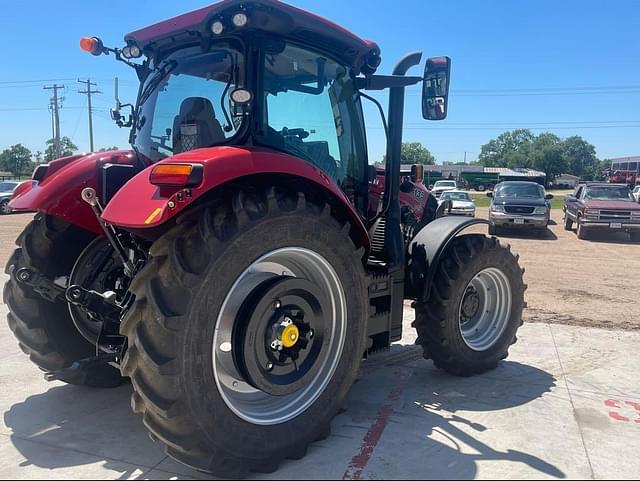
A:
356 75 423 91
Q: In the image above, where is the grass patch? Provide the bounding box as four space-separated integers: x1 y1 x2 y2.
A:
469 192 565 209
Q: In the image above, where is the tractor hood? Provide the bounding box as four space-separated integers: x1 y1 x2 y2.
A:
125 0 381 75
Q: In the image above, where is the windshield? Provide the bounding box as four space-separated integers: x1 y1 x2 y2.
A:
0 182 17 192
585 186 634 201
134 44 245 163
435 181 456 188
442 192 470 201
495 183 544 199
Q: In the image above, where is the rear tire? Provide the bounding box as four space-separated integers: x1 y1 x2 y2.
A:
413 235 525 376
120 187 368 477
3 214 123 387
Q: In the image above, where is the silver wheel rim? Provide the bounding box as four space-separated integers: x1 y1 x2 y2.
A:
0 201 9 214
459 267 512 351
212 247 347 425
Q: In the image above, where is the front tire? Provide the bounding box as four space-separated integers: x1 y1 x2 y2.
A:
413 235 525 376
0 199 11 215
563 212 573 231
121 187 368 477
577 219 589 240
3 214 122 387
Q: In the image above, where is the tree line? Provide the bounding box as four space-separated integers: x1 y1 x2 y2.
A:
476 129 606 181
0 138 119 177
392 131 606 182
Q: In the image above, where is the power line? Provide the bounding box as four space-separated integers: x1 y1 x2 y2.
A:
78 79 101 152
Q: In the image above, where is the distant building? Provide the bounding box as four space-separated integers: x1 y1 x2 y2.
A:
610 156 640 174
552 174 580 189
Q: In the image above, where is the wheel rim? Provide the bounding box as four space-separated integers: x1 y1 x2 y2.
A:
459 267 512 352
0 201 10 214
213 247 347 425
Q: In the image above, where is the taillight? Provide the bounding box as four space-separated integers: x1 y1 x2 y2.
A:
149 163 203 187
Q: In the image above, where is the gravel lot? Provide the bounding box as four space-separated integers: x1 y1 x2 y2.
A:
2 209 639 331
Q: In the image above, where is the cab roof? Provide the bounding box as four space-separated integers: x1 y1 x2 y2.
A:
125 0 381 75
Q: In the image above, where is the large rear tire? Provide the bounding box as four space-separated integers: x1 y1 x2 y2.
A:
3 214 123 387
121 187 368 477
413 235 525 376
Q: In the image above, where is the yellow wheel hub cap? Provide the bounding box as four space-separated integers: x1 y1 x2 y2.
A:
281 324 300 349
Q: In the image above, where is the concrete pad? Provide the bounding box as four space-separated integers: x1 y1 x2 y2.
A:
0 433 149 480
549 324 640 398
2 293 640 479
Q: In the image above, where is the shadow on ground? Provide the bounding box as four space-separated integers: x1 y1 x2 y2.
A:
4 348 564 479
495 227 558 241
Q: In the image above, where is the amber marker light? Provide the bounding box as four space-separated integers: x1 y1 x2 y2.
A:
80 37 104 56
149 164 203 187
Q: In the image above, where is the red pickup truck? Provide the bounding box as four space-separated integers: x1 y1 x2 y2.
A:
563 183 640 241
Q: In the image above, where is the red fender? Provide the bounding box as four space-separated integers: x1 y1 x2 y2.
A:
9 151 137 235
101 146 369 248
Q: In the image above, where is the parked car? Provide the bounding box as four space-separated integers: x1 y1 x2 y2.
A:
633 185 640 202
563 182 640 241
439 190 476 217
432 179 457 198
0 181 20 215
488 181 553 235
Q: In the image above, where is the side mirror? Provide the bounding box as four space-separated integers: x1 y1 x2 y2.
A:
487 192 494 198
411 164 424 184
422 56 451 121
545 193 554 200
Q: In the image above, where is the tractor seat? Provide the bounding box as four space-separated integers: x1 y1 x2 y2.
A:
173 97 225 153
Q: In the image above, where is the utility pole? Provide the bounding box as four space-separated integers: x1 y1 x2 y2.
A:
78 79 101 152
44 84 64 159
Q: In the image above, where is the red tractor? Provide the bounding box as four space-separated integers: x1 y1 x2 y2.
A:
5 1 525 477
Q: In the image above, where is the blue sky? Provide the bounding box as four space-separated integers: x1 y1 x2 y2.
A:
1 0 639 163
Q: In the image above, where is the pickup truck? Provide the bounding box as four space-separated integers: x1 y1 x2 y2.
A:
563 183 640 241
487 181 552 235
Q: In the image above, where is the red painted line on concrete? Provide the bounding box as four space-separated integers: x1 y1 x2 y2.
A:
342 368 413 480
604 399 640 424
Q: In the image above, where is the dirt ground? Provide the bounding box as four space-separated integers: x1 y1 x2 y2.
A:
1 210 639 330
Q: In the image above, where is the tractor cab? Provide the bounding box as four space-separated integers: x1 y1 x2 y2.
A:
82 0 448 228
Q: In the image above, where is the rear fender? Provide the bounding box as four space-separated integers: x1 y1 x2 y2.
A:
101 146 369 249
9 151 138 235
405 216 489 302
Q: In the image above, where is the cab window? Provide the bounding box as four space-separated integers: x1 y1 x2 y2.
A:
258 43 368 204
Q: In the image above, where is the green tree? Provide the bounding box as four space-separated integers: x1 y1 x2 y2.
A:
530 133 567 182
561 136 598 178
400 142 436 165
478 129 535 168
0 144 34 176
44 137 78 162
